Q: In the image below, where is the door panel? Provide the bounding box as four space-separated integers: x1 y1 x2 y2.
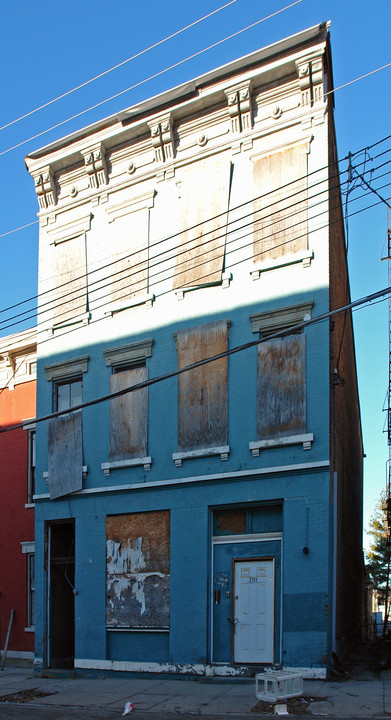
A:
233 559 274 663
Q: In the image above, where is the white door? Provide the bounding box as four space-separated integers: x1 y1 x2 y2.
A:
233 559 274 663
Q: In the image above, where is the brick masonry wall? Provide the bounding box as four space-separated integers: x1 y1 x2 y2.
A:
0 380 35 653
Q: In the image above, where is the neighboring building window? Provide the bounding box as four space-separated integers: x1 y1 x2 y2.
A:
106 511 170 629
27 553 35 629
21 542 35 631
176 320 229 453
27 428 36 504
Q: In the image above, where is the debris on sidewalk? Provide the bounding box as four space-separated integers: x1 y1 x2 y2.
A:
122 701 134 715
251 696 328 715
0 688 55 704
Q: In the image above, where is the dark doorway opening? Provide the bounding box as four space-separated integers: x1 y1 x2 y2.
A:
48 520 75 669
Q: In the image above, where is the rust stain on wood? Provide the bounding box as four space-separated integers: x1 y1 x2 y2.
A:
173 157 230 289
54 236 87 323
215 509 246 534
109 366 148 460
177 320 228 451
253 145 308 263
257 334 306 438
110 210 149 303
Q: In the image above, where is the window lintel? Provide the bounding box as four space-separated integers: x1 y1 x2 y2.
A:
249 301 313 334
44 355 89 381
103 339 153 368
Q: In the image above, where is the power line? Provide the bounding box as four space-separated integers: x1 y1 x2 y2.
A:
0 1 302 158
0 158 357 330
325 61 391 99
0 0 239 133
1 175 388 352
1 284 389 435
1 156 390 336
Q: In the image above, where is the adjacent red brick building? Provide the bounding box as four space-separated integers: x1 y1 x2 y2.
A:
0 330 36 663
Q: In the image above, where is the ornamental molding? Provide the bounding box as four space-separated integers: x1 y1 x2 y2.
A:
148 114 174 163
33 166 57 209
81 142 108 189
224 80 253 134
295 53 324 107
44 355 90 381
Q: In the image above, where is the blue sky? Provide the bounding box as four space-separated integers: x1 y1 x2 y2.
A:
1 0 390 545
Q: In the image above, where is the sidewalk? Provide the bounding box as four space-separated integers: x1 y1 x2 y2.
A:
0 653 390 718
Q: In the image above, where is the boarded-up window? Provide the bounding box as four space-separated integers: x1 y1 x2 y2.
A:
110 209 148 304
253 145 308 263
173 157 231 289
106 511 170 628
257 333 306 439
53 235 87 325
177 320 228 451
109 365 148 461
47 411 83 499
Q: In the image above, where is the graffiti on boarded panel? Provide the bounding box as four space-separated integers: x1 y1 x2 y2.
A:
106 511 170 628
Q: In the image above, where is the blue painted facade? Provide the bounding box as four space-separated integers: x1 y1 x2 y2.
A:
27 23 363 679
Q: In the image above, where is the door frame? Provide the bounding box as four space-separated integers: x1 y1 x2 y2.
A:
46 519 75 669
231 556 276 664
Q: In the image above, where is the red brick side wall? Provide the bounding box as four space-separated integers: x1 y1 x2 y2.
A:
328 108 364 656
0 380 36 654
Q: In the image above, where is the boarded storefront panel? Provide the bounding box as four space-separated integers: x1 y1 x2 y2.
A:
173 157 231 289
109 366 148 461
106 511 170 628
47 411 83 498
257 334 306 438
53 235 87 325
110 209 148 304
177 320 228 451
253 145 307 263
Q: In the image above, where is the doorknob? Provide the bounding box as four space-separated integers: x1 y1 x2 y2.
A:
227 617 239 624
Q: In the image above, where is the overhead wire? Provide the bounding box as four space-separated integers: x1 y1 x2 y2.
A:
0 142 382 316
1 153 390 336
6 151 391 331
0 1 303 158
1 284 390 435
0 0 239 133
1 171 389 348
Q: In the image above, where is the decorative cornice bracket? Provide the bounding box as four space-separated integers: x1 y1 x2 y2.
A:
224 80 253 134
148 114 174 163
33 166 57 209
295 54 324 107
81 143 108 189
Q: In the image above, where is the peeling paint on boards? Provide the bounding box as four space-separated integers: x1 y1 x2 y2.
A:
106 511 170 628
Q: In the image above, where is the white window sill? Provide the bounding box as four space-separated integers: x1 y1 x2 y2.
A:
101 458 152 475
105 293 154 316
24 626 35 633
172 446 230 467
51 312 91 332
250 250 314 279
43 466 88 484
175 272 232 300
249 433 313 456
25 503 35 509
